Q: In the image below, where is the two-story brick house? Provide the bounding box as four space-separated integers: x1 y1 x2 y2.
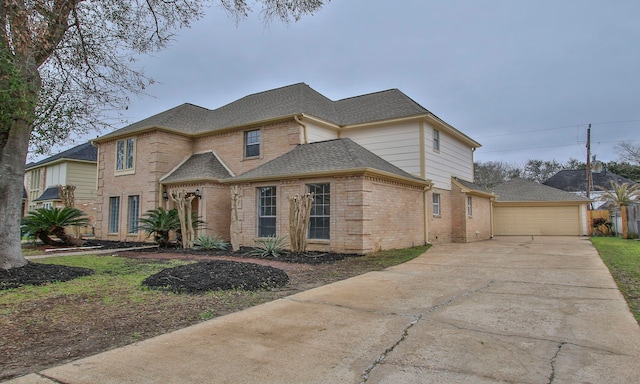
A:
93 83 492 253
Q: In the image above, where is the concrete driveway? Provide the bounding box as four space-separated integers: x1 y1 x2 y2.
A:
8 236 640 383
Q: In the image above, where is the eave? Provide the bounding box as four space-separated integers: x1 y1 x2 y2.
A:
222 168 432 188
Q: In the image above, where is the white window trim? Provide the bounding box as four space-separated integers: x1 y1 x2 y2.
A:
115 138 136 175
433 129 440 152
467 196 473 217
432 193 441 216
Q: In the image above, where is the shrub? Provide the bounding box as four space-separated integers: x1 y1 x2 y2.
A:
194 234 230 251
247 236 289 258
21 207 90 246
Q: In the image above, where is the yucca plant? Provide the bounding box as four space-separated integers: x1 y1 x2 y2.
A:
136 208 181 247
247 236 289 258
21 207 90 246
194 234 230 251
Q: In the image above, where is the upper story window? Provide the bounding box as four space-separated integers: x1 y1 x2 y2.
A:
245 130 260 158
116 138 135 172
433 129 440 151
29 169 41 190
432 193 441 216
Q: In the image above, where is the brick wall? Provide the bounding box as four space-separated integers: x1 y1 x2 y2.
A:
464 195 493 242
95 131 193 241
193 121 302 175
428 187 453 243
230 174 425 254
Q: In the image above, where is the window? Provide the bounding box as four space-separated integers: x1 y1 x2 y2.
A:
127 195 140 234
41 202 53 210
307 183 330 239
432 193 441 216
116 138 135 171
257 186 276 237
109 197 120 233
29 169 41 211
245 130 260 158
30 169 40 190
433 129 440 151
467 196 473 217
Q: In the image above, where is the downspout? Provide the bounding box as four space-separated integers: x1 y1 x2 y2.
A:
294 115 308 144
490 197 495 238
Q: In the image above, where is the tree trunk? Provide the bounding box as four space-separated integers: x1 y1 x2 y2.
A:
0 119 31 269
37 232 63 247
621 206 628 239
51 226 85 247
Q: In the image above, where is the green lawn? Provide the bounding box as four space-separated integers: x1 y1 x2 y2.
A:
591 237 640 323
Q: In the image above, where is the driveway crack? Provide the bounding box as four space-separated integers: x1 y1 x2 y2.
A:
360 281 494 383
548 341 565 384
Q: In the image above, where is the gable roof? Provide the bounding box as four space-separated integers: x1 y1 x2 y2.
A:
95 83 476 145
543 169 636 192
26 142 97 170
160 152 233 183
491 179 592 202
228 138 429 185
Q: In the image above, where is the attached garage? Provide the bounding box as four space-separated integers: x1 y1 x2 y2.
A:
491 179 591 236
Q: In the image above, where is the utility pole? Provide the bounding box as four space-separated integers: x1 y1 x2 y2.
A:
586 124 591 203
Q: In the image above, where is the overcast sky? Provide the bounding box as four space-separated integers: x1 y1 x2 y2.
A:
52 0 640 167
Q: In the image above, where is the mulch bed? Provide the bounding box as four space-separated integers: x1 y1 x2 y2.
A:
0 263 94 290
5 240 360 291
142 260 290 293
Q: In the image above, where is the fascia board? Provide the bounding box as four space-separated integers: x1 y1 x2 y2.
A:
493 200 592 207
222 168 432 188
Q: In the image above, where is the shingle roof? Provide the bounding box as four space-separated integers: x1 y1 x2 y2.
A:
26 142 97 169
161 152 232 183
491 179 591 202
453 177 488 192
230 138 426 183
97 83 433 140
34 186 61 201
544 169 636 192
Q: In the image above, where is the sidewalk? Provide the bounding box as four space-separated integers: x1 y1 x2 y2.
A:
7 236 640 383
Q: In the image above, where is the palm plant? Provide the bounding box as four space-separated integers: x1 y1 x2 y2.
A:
136 208 181 247
21 207 90 246
597 181 640 238
597 181 640 207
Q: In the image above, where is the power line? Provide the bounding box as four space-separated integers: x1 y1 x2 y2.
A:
473 119 640 139
478 138 640 154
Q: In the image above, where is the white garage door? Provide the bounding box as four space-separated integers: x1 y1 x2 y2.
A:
494 205 581 236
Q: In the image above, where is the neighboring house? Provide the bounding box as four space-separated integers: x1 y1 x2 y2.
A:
491 179 592 236
544 169 637 209
24 142 98 236
92 83 491 253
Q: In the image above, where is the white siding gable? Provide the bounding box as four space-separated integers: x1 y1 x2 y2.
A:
342 122 422 176
306 121 339 143
425 123 474 189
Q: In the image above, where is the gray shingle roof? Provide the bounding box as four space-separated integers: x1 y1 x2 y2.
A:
34 186 61 201
97 83 433 140
231 138 426 182
491 179 591 202
26 142 97 169
453 177 489 192
544 169 636 192
161 152 232 183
